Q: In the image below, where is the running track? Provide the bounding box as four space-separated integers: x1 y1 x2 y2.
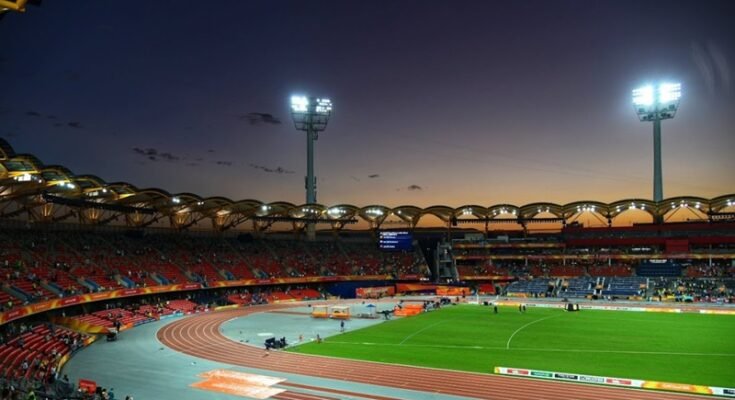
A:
157 305 717 400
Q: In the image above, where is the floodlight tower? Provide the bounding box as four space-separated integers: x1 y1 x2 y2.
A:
632 83 681 204
290 95 333 240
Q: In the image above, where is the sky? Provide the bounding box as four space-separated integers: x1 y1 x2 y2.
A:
1 0 734 209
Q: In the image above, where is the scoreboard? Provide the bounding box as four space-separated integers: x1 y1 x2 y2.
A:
379 231 413 251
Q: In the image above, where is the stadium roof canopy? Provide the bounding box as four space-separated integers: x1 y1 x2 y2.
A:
1 138 733 231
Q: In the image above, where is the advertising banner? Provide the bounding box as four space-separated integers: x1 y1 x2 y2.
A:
495 366 730 396
356 286 396 298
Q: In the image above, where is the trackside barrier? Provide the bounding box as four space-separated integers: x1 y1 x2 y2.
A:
490 301 735 314
698 309 735 316
494 367 735 397
498 300 696 315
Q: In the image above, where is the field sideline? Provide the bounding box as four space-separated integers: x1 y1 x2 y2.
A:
287 305 735 388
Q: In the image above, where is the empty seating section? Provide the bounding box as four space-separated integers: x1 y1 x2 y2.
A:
636 262 682 277
227 293 252 305
136 304 175 317
588 264 632 276
166 299 199 313
70 303 196 328
74 266 121 291
70 314 114 328
290 288 321 299
477 283 496 294
506 279 553 296
151 262 188 284
560 278 596 298
548 265 585 277
602 277 647 297
457 263 513 277
259 288 322 303
456 265 476 276
92 308 150 326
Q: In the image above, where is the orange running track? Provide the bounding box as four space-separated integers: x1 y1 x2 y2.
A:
157 305 717 400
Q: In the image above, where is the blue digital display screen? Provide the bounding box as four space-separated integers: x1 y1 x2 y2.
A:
379 231 413 251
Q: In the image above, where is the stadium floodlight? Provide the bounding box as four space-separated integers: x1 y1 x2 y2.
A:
632 82 682 205
633 83 681 122
290 94 333 240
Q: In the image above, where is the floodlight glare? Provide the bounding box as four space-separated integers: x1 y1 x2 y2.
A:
632 82 682 205
632 85 654 106
632 82 681 121
658 83 681 103
290 96 309 113
315 98 332 114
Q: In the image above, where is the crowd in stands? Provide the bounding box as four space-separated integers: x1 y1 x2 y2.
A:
0 319 90 399
0 229 428 315
506 275 735 303
224 286 323 305
650 277 734 303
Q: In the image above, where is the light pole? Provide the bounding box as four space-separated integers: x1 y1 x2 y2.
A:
290 95 333 240
632 83 681 205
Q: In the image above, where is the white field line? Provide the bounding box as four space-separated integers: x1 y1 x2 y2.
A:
506 315 561 350
324 340 735 357
398 320 448 345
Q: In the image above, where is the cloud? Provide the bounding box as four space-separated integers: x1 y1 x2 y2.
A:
239 112 281 125
407 184 423 191
249 163 294 174
368 174 380 178
131 147 181 163
24 110 84 129
133 147 157 156
350 176 361 182
215 160 233 166
159 152 179 162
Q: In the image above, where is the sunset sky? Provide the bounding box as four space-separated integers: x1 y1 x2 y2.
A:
1 0 734 209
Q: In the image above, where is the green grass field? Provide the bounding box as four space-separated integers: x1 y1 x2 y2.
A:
287 305 735 387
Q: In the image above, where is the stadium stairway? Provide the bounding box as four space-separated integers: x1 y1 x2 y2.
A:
4 285 30 303
150 272 168 285
41 281 64 297
119 275 136 288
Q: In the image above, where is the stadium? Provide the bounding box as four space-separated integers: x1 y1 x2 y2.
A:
1 135 734 399
2 1 735 400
